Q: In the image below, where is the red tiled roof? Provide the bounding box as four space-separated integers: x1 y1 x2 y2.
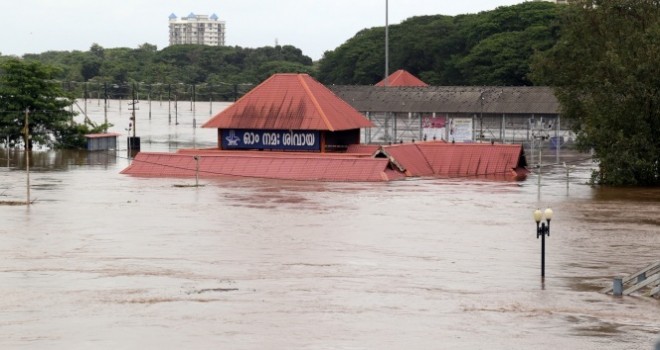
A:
414 142 526 178
345 144 380 154
121 152 396 182
380 144 434 177
375 70 429 87
120 142 528 182
202 74 374 131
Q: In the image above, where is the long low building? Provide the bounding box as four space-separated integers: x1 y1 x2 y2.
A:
330 84 568 147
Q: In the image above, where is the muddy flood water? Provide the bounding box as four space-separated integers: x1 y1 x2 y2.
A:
1 99 659 349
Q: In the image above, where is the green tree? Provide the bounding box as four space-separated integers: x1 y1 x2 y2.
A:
316 2 563 86
532 0 660 186
0 59 104 149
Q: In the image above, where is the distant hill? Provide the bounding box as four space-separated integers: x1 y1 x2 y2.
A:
315 2 565 86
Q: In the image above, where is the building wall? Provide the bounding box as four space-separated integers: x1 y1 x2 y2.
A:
362 112 574 147
169 14 226 46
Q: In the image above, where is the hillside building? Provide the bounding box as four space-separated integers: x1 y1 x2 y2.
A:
168 13 226 46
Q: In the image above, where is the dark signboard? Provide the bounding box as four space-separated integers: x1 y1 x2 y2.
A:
221 129 321 151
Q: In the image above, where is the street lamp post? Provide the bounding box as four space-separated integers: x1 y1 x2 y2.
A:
534 208 553 278
384 0 389 86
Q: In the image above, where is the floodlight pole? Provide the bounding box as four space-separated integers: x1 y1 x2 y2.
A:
384 0 389 86
24 108 30 206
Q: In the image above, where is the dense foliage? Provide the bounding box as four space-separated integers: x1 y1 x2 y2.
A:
316 2 565 85
2 3 564 90
15 44 313 94
532 0 660 186
0 59 106 149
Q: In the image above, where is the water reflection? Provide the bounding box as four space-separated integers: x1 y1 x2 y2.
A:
1 148 117 171
0 100 658 349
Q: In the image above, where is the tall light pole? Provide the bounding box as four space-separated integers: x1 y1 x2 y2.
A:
534 208 553 278
384 0 389 86
168 83 172 124
24 108 30 206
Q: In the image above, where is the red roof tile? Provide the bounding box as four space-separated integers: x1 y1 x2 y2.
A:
414 142 526 178
380 143 435 177
345 144 380 154
202 74 374 131
120 142 528 181
375 70 429 87
121 152 395 182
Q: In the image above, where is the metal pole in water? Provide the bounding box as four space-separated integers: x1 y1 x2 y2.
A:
534 208 552 278
541 224 546 277
194 155 200 187
537 136 542 202
192 84 196 129
612 277 623 296
84 82 88 117
148 84 152 120
209 84 213 116
104 83 108 133
24 108 30 206
6 136 9 167
131 84 137 138
175 94 178 125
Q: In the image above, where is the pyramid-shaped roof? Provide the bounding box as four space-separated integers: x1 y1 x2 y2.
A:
375 69 429 87
202 74 374 131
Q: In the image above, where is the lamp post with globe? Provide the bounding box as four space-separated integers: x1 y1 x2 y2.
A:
534 208 553 278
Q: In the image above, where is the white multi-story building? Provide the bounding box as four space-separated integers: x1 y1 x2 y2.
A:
168 13 226 46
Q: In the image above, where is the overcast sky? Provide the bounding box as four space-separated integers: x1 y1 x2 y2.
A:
3 0 526 61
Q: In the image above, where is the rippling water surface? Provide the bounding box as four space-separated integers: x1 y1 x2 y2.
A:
1 100 658 349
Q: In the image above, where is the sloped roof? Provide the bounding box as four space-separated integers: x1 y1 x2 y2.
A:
379 143 435 177
120 142 528 181
202 73 374 131
376 69 429 87
121 152 398 182
331 85 559 114
414 142 526 178
346 144 380 154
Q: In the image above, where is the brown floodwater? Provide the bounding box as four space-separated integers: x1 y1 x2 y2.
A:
1 99 659 349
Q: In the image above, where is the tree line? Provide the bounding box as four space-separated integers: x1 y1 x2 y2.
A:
5 44 314 92
1 2 564 90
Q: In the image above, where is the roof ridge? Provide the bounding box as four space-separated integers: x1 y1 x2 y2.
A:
392 70 404 84
298 74 334 131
